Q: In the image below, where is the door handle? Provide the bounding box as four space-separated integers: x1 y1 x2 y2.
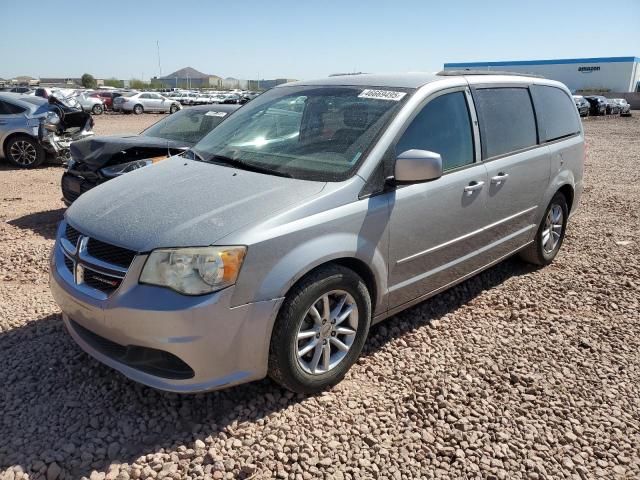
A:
490 172 509 184
464 181 485 195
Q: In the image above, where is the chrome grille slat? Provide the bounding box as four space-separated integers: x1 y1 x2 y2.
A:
60 221 137 297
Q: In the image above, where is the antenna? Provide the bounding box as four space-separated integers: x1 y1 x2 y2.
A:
157 41 162 78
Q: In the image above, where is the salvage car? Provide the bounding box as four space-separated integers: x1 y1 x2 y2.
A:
113 92 181 114
605 98 621 115
584 95 607 116
89 91 123 111
51 72 583 394
1 92 93 168
74 93 105 115
61 104 239 204
572 95 590 117
613 98 632 116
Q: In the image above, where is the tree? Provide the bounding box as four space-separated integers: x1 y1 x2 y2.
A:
81 73 97 89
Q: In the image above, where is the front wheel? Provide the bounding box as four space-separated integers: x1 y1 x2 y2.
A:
133 104 144 115
519 192 568 266
169 104 179 114
268 265 371 394
92 104 104 115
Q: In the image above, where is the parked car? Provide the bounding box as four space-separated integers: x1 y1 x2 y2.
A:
74 93 105 115
194 92 213 105
572 95 590 117
604 98 621 115
9 86 32 94
0 92 93 168
51 73 583 394
112 92 181 114
584 95 607 116
89 91 123 111
612 98 632 117
177 92 198 105
61 104 239 204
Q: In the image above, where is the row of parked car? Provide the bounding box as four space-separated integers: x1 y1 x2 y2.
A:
573 95 632 117
163 90 260 106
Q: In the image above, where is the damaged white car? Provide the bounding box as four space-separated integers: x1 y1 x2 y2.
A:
0 92 94 168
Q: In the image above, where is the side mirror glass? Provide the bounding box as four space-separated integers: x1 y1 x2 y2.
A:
394 149 443 183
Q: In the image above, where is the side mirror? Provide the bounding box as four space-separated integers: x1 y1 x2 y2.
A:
394 149 443 183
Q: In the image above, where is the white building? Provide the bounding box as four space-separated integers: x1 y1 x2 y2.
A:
443 57 640 93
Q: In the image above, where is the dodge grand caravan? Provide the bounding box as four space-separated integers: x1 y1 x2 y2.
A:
50 72 584 394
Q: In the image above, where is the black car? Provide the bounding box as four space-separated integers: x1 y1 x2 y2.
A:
584 95 607 116
572 95 590 117
61 104 240 204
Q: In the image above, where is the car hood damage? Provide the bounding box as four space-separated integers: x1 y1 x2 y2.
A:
65 156 326 252
70 135 189 170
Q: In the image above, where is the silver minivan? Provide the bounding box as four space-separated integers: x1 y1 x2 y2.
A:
50 72 584 393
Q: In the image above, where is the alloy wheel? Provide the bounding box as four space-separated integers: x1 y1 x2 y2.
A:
542 204 563 254
296 290 358 375
9 140 38 166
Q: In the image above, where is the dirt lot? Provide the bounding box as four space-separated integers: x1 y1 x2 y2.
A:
0 113 639 480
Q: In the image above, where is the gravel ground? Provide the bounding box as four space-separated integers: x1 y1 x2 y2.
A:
0 113 639 480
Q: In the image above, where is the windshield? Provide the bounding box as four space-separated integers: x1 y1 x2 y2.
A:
192 85 409 181
142 108 230 143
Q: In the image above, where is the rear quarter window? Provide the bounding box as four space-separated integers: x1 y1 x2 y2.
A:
531 85 581 142
473 87 538 159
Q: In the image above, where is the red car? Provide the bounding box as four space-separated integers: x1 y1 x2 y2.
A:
89 91 122 110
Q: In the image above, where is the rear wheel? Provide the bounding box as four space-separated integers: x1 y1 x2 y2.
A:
268 265 371 394
5 135 45 168
133 104 144 115
519 192 568 266
92 104 104 115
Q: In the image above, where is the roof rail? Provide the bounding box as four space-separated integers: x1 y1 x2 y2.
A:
437 69 545 79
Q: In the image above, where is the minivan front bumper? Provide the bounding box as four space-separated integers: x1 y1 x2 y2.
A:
49 231 283 393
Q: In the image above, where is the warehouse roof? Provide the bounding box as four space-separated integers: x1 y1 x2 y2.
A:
444 56 640 68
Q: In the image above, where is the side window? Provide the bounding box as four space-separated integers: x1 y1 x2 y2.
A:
531 85 581 142
139 93 150 99
0 100 26 115
396 91 474 171
473 88 537 159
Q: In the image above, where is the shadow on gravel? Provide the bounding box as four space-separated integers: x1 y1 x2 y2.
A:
6 208 65 240
0 257 536 478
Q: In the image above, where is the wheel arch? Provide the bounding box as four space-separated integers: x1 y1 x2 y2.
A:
2 131 39 157
557 183 574 213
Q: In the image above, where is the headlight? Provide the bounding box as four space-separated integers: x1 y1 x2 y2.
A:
100 159 155 177
140 246 246 295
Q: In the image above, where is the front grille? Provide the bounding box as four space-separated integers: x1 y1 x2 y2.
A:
65 224 81 245
61 176 95 204
70 320 195 380
60 222 138 296
83 269 122 294
87 238 137 268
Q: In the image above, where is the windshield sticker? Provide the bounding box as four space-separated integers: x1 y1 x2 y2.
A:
205 111 228 117
358 89 406 101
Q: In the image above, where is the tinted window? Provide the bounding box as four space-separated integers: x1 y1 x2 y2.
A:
531 85 581 142
396 92 474 171
0 100 26 114
474 88 537 159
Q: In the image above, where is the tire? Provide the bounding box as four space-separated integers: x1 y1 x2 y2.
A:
133 104 144 115
92 104 104 115
519 192 568 266
4 135 45 168
268 265 372 394
169 104 179 114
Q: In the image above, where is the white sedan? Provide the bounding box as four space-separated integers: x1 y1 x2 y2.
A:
112 92 181 114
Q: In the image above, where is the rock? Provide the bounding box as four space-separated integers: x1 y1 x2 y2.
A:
46 463 61 480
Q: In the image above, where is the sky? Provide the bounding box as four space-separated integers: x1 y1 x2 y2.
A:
1 0 639 81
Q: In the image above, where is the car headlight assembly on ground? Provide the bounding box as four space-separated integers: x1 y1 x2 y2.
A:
140 246 246 295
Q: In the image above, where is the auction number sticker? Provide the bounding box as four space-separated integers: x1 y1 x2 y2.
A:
358 89 406 101
205 111 228 117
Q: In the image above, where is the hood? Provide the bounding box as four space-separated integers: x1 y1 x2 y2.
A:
65 156 326 252
70 135 190 170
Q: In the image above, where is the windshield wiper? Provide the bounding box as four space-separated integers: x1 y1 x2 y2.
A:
206 154 293 178
184 149 205 162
